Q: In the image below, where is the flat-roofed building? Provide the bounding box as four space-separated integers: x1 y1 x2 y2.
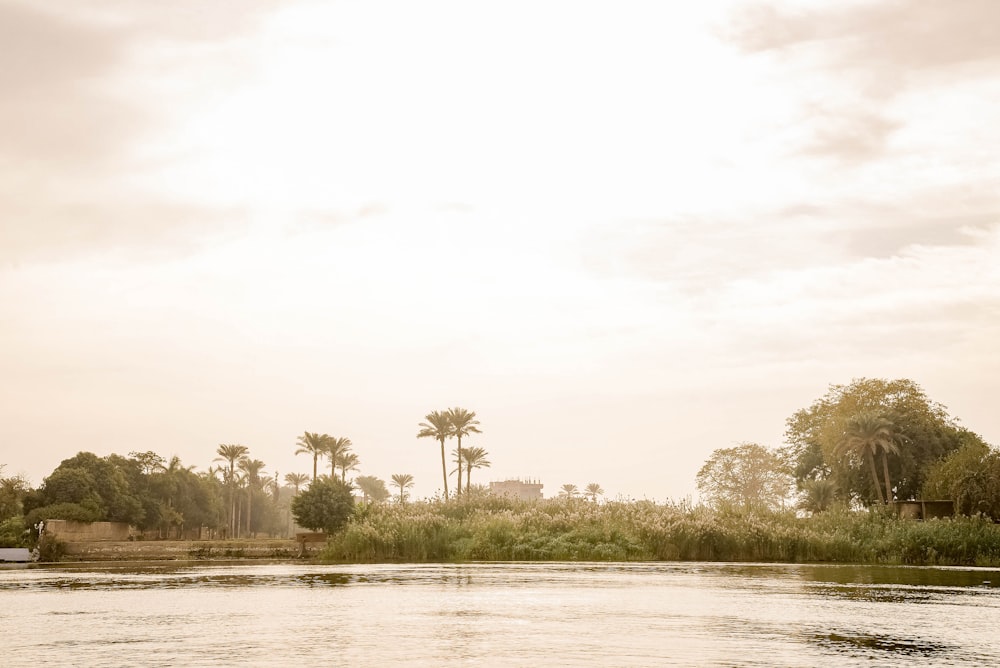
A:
490 479 543 501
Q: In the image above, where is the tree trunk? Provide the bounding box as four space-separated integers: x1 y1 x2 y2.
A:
456 435 463 497
312 455 317 482
881 450 893 505
866 450 885 504
439 437 449 500
246 488 252 537
466 463 472 494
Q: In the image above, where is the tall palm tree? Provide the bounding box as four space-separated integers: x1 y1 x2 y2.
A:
452 446 490 494
447 408 481 497
584 483 604 502
391 473 414 504
336 451 360 482
238 457 267 537
215 443 249 537
325 437 353 479
355 475 389 504
418 411 454 500
559 483 579 499
284 472 310 495
295 432 327 482
834 411 901 505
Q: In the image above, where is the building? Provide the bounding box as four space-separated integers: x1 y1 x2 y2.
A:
490 479 544 501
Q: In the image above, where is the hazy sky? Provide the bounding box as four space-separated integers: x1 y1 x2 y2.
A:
2 0 998 500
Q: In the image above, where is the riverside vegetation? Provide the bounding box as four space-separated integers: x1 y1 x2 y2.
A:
320 494 1000 566
4 380 1000 566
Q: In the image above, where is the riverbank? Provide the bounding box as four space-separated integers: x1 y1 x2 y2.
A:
33 496 1000 566
46 538 314 562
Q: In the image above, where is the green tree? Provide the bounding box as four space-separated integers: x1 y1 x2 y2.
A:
784 378 971 502
833 412 900 505
285 473 310 495
584 483 604 502
559 484 579 499
446 408 481 497
295 432 326 482
452 446 490 494
923 438 1000 518
323 437 352 479
238 457 267 537
22 452 144 527
418 411 454 499
391 473 414 503
798 478 838 513
355 475 390 504
214 444 249 537
291 477 355 533
336 451 360 482
0 466 29 523
696 443 793 512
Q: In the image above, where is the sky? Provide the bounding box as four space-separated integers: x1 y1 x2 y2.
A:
2 0 999 501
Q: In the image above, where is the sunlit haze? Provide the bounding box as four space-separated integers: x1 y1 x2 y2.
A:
2 0 998 500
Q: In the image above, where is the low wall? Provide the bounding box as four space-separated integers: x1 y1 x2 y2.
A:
60 539 316 561
44 519 134 542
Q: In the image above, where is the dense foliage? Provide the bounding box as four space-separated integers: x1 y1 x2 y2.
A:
320 495 1000 566
782 378 988 504
291 477 355 533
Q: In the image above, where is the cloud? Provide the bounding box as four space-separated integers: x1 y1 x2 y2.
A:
727 0 1000 70
722 0 1000 164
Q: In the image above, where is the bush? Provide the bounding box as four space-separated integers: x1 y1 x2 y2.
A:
291 477 355 533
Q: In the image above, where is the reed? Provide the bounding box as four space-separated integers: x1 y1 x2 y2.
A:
317 496 1000 566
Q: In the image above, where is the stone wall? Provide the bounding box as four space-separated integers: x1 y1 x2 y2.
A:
44 519 134 542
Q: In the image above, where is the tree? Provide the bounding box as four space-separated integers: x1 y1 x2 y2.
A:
452 446 490 494
291 477 355 533
21 452 145 526
391 473 414 504
336 451 360 482
355 475 390 504
584 483 604 502
215 444 249 537
238 457 267 536
418 411 454 499
0 467 29 523
798 478 838 513
558 484 579 499
923 438 1000 518
295 432 327 482
784 378 972 502
696 443 793 512
325 437 353 479
833 412 900 505
447 408 481 497
284 473 310 495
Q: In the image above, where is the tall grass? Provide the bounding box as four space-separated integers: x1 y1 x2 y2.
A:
318 496 1000 566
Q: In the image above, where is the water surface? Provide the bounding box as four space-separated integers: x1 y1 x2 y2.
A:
2 561 997 666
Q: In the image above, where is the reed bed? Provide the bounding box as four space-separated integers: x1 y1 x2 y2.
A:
318 496 1000 566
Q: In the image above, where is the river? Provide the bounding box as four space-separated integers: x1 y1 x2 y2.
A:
2 561 998 666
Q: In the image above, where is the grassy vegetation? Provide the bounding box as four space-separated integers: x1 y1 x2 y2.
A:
318 495 1000 566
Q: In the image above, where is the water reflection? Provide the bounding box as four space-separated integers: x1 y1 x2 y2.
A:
3 562 998 667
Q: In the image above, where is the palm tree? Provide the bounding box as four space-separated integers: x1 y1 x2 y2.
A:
584 483 604 502
559 483 579 499
834 411 901 505
295 432 327 482
215 443 249 537
418 411 454 499
284 472 310 495
238 457 267 537
325 437 353 479
391 473 414 503
799 478 838 513
355 475 389 504
336 451 360 482
452 446 490 494
447 408 481 497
